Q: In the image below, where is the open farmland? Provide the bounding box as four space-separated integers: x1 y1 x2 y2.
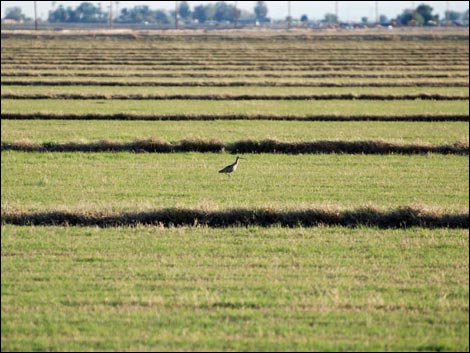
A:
1 30 469 351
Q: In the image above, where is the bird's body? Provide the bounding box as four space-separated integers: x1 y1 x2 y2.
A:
219 156 241 175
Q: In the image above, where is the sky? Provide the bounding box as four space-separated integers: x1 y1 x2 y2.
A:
1 1 469 22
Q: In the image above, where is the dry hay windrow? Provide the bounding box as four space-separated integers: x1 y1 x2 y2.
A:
2 72 468 79
2 93 468 101
2 81 468 87
3 112 468 122
1 31 469 41
2 207 467 228
2 139 468 155
3 64 467 72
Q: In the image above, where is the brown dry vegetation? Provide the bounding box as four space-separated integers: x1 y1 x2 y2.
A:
3 112 468 121
2 206 468 228
2 139 468 155
1 93 468 100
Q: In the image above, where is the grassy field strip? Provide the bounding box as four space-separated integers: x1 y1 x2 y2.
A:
2 81 468 88
4 61 468 69
2 36 467 45
3 85 467 96
3 41 467 48
2 99 467 116
2 139 467 155
1 152 468 212
3 58 467 64
4 54 468 59
2 226 468 351
2 120 468 145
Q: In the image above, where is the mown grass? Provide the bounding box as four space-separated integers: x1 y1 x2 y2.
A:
2 69 467 79
2 85 468 96
2 76 467 86
2 99 468 116
2 225 468 351
2 120 468 145
1 152 468 212
1 33 469 351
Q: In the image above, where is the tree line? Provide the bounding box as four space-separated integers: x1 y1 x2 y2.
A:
3 1 469 26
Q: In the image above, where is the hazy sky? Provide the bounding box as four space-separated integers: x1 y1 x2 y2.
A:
1 1 469 21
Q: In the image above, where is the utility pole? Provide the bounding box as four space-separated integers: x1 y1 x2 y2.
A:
108 1 113 29
335 1 339 23
34 1 38 30
115 1 120 22
234 1 238 28
287 1 292 30
175 1 179 29
375 1 379 24
446 1 450 26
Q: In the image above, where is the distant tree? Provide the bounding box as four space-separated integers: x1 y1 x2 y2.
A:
323 13 338 23
254 1 268 21
361 16 368 24
379 14 388 24
396 9 414 25
213 2 236 22
300 14 308 23
178 1 191 20
193 5 207 23
415 4 438 24
74 2 105 22
48 4 68 22
118 5 157 23
155 10 169 24
464 9 469 21
445 10 462 21
4 6 30 21
397 4 438 26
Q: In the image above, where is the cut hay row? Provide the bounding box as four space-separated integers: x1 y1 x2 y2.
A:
2 80 467 87
3 112 468 122
4 46 466 52
2 139 467 155
4 55 468 61
4 45 467 51
2 207 467 228
3 72 467 79
2 93 467 101
4 59 468 67
3 64 466 72
2 31 468 41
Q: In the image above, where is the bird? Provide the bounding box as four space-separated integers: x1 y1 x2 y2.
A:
219 156 243 176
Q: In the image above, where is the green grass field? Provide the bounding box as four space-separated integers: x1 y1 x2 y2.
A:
2 225 469 351
2 152 468 212
2 85 468 96
1 33 469 351
2 120 468 144
2 99 468 116
1 226 469 351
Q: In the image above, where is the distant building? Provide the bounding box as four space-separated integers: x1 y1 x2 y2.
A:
2 19 23 24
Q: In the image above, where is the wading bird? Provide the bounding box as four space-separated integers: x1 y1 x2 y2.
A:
219 156 243 176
